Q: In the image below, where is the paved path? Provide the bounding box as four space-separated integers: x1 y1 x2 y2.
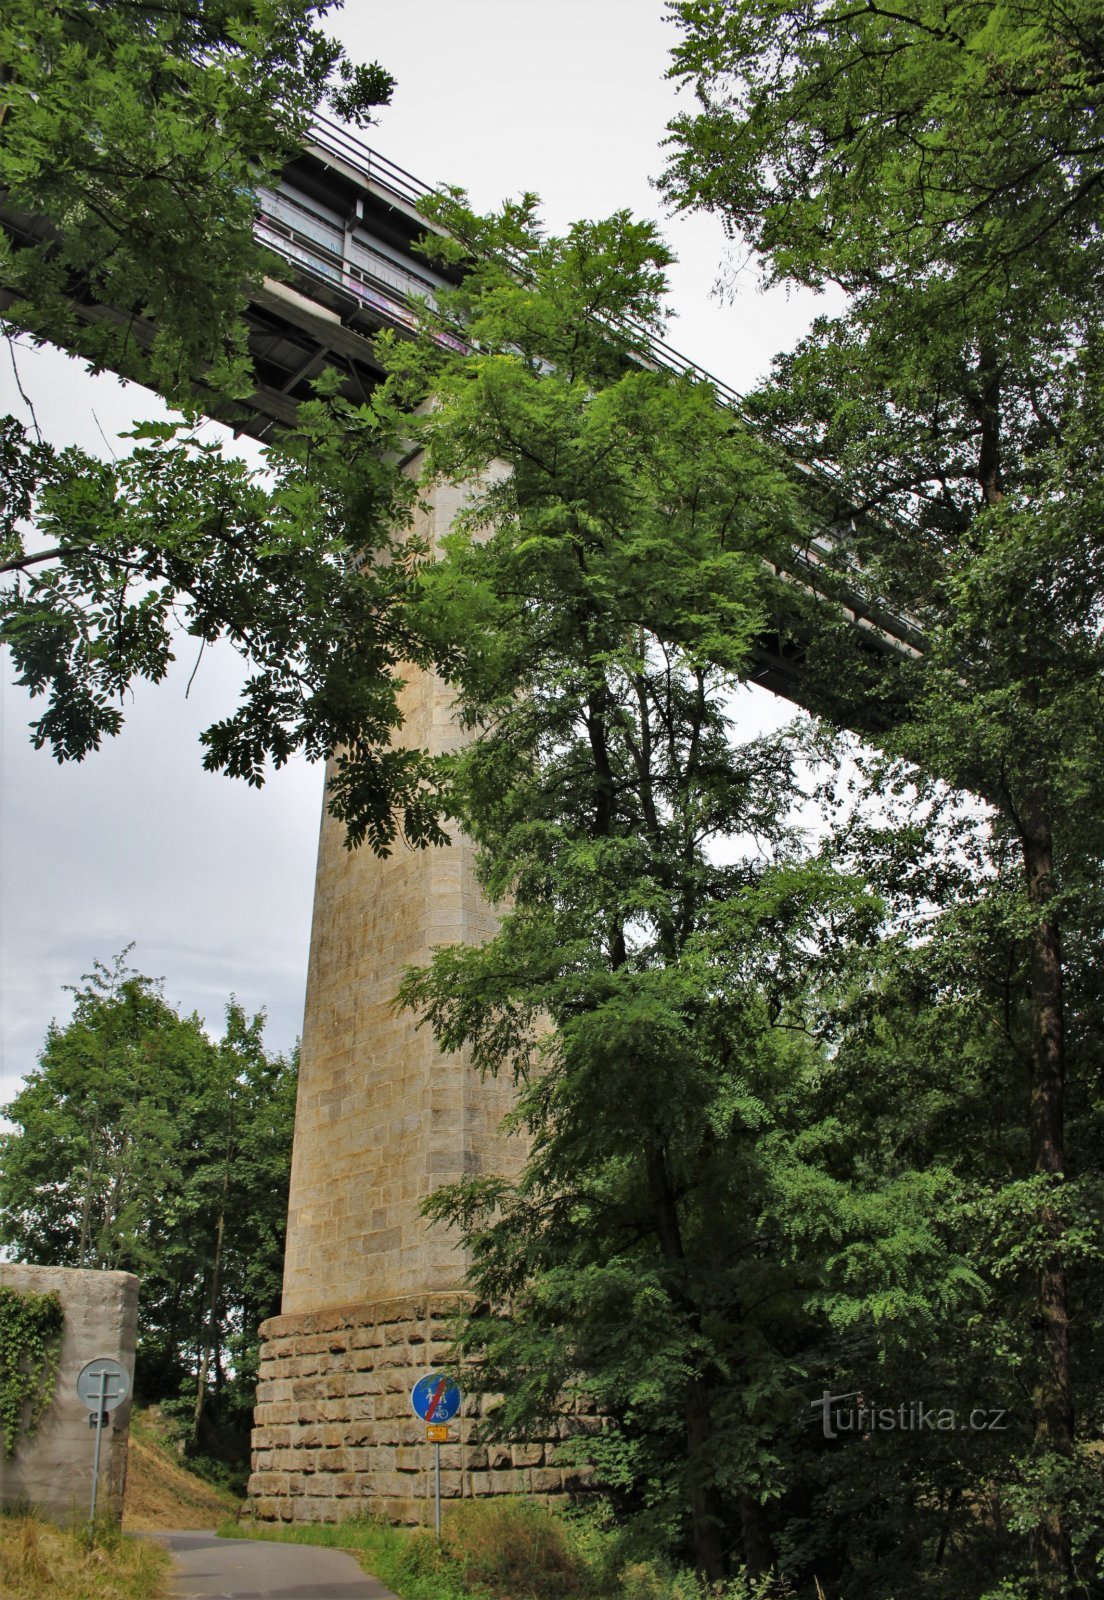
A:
153 1530 400 1600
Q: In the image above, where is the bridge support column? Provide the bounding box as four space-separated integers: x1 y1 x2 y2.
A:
248 484 574 1523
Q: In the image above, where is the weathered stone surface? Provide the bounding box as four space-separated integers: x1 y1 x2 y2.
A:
249 1295 575 1523
279 483 526 1319
0 1264 138 1523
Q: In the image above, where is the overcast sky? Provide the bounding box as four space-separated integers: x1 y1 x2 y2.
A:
0 0 835 1107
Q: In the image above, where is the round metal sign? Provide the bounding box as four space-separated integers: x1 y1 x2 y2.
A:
76 1357 130 1411
411 1372 461 1423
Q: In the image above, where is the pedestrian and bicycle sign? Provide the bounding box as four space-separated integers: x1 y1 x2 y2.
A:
410 1373 462 1540
411 1372 461 1423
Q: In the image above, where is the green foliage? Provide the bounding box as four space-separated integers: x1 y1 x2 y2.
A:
0 383 446 853
665 6 1104 1592
0 4 446 850
0 952 297 1453
665 1 1103 304
618 1562 793 1600
663 0 1104 794
0 1288 63 1458
0 0 392 398
389 198 991 1588
662 0 1104 843
438 1498 592 1599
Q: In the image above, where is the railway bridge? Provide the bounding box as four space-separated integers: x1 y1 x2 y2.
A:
1 118 919 1523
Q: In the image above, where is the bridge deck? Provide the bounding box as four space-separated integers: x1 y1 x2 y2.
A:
0 115 921 719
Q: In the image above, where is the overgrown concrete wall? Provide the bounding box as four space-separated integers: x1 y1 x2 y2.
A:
0 1264 138 1522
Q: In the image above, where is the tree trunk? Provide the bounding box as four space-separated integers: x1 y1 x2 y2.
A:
685 1376 727 1581
193 1201 226 1439
1020 794 1074 1595
645 1146 732 1581
738 1491 776 1579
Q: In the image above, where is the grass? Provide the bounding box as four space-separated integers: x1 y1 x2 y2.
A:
221 1512 485 1600
123 1405 241 1531
0 1513 170 1600
221 1499 797 1600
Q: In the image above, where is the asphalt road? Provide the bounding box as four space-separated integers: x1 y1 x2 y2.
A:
154 1530 400 1600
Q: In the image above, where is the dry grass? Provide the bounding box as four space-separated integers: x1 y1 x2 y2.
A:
439 1498 593 1598
122 1408 240 1532
0 1515 169 1600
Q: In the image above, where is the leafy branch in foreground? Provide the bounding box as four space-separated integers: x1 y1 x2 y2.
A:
0 382 446 853
0 0 393 399
0 4 452 849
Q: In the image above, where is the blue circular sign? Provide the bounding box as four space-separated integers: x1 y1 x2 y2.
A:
411 1372 461 1423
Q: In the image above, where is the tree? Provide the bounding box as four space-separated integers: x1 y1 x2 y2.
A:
808 747 1104 1596
0 952 298 1453
664 5 1104 1589
0 392 446 853
0 4 447 850
0 0 392 396
391 199 985 1585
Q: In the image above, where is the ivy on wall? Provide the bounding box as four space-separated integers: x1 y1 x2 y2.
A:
0 1287 64 1457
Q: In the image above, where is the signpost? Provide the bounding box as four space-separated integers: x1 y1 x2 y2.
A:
76 1357 130 1529
410 1373 461 1539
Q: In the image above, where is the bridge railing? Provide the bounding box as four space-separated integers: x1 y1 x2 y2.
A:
308 114 435 211
291 116 922 653
302 119 883 516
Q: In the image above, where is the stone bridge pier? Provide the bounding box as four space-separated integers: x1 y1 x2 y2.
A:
248 485 577 1523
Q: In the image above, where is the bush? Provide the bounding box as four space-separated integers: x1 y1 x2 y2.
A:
618 1560 795 1600
440 1497 593 1599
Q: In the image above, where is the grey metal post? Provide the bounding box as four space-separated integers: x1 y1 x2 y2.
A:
434 1441 441 1540
89 1369 107 1530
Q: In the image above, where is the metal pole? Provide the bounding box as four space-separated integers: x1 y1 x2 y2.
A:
89 1371 107 1532
434 1441 441 1540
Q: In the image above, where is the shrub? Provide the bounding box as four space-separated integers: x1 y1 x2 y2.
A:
618 1560 797 1600
440 1497 592 1599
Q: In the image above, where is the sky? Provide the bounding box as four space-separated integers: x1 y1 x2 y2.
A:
0 0 838 1108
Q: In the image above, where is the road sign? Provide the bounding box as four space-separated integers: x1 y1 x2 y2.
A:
76 1358 129 1411
411 1372 461 1423
426 1423 449 1443
76 1357 130 1532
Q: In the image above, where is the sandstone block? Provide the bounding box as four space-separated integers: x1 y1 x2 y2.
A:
489 1469 525 1494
